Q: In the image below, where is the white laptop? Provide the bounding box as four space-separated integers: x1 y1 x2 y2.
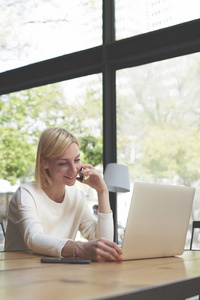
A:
122 182 195 260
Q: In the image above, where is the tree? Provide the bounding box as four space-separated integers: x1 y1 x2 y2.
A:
0 85 61 183
0 126 36 184
57 83 103 166
138 126 200 185
117 53 200 186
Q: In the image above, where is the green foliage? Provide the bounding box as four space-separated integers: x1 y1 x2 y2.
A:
79 135 102 166
0 85 63 183
117 54 200 186
0 126 36 184
137 126 200 185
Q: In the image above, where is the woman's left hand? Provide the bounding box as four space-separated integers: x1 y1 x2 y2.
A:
77 164 107 194
77 164 110 214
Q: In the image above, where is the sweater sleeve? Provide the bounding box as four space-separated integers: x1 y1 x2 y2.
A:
78 199 114 242
96 211 114 241
6 187 68 257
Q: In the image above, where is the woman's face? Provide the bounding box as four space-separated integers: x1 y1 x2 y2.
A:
44 142 82 187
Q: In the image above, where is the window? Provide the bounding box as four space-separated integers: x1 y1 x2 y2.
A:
116 52 200 246
1 0 102 72
115 0 200 40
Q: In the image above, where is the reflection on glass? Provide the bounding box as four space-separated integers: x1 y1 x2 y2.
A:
116 53 200 247
0 0 102 72
115 0 200 40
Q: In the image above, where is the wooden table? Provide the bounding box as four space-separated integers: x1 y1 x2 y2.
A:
0 251 200 300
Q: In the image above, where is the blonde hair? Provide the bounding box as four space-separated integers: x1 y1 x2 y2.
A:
35 127 79 189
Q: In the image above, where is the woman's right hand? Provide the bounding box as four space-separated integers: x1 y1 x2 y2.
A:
62 238 123 262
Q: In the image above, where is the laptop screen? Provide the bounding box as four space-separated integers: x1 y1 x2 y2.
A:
122 182 195 260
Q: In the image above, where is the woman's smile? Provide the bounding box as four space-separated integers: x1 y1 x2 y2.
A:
64 175 75 179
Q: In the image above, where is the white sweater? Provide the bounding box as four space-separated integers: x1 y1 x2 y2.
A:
4 182 113 257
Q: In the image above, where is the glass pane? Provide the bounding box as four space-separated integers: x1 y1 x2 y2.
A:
0 74 102 227
116 0 200 40
116 53 200 247
1 0 102 72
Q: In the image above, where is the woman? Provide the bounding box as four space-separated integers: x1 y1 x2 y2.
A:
5 127 122 261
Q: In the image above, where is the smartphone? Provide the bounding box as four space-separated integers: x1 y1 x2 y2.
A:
41 258 91 264
77 167 85 183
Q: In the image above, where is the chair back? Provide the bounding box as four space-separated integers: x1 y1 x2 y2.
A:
190 221 200 250
0 216 5 237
